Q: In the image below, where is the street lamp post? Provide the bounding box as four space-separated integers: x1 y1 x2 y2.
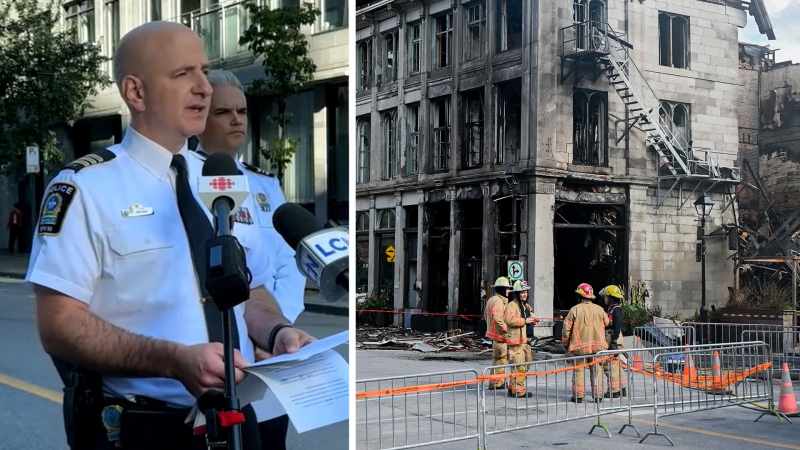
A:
30 70 53 241
694 193 715 326
504 166 522 259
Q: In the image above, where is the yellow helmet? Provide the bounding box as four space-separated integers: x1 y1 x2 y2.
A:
599 285 623 299
492 277 511 288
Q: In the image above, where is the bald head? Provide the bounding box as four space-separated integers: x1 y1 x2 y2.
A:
113 21 199 89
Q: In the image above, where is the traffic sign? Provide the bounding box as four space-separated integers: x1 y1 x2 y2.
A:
507 260 524 280
385 245 395 263
26 146 40 174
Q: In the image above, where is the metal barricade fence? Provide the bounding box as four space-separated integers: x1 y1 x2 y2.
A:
634 341 778 445
481 351 646 446
355 370 481 450
634 324 696 352
743 329 800 375
681 321 800 347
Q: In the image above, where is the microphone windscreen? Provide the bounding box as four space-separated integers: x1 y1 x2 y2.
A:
273 203 322 250
202 153 240 176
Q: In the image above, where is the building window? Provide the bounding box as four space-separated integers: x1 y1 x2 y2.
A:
497 0 522 52
659 101 691 150
572 89 607 166
430 96 451 172
357 117 371 184
496 79 522 164
64 0 95 43
465 3 486 61
317 0 347 32
377 209 396 230
461 89 484 169
380 30 398 85
357 39 372 92
573 0 606 51
150 0 162 21
407 21 422 76
659 12 689 69
356 211 369 294
105 0 120 55
381 109 398 180
406 103 420 176
433 13 452 70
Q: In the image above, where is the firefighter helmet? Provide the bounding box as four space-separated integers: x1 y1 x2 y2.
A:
599 285 623 299
492 277 511 288
514 280 530 292
575 283 595 299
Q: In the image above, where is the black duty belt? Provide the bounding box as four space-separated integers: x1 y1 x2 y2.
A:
100 396 199 449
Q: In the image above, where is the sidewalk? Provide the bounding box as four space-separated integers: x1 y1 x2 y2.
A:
0 251 348 317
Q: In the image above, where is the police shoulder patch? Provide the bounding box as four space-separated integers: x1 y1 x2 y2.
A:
61 149 116 173
242 162 275 177
38 182 78 236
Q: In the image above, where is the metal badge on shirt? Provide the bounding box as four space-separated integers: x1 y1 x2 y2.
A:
121 204 154 218
255 192 271 212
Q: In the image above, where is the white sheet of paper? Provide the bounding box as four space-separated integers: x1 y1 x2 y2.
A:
240 349 349 433
249 388 286 422
247 330 349 367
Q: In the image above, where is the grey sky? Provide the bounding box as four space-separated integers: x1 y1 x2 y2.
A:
739 0 800 63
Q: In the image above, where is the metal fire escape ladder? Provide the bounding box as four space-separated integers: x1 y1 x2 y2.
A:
560 22 740 210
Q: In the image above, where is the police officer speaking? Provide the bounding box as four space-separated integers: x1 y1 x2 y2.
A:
26 21 314 449
194 69 308 449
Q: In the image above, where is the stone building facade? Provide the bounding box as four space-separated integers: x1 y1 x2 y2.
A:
355 0 774 332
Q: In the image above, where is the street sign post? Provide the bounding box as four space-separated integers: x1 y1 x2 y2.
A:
26 146 40 174
507 260 524 280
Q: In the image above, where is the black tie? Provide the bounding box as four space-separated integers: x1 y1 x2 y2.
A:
171 154 240 349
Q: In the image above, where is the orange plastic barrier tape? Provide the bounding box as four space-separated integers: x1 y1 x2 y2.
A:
356 355 613 399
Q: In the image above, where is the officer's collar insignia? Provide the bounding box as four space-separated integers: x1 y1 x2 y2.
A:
101 404 123 445
121 204 154 218
38 182 78 236
242 162 274 177
233 206 254 225
255 192 271 212
61 149 116 173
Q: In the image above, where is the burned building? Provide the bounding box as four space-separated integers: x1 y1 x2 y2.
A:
738 42 800 227
355 0 775 331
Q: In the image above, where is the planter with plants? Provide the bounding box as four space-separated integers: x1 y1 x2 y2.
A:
718 281 796 327
356 292 393 327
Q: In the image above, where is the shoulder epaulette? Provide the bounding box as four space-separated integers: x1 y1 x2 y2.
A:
60 149 116 173
242 162 274 177
191 148 208 160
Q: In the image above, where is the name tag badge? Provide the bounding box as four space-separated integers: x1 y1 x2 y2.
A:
122 204 154 218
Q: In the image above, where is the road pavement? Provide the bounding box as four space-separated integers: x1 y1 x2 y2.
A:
0 276 348 450
356 348 800 450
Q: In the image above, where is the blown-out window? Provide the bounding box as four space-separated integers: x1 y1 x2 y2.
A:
357 39 372 92
357 117 370 184
407 103 420 176
659 12 689 69
462 89 484 169
430 96 451 172
573 90 607 166
381 109 398 180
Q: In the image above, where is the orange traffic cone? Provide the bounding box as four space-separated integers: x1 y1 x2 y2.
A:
633 354 644 370
683 349 697 379
710 351 729 395
778 363 798 415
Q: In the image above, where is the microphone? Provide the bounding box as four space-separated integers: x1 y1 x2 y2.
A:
273 203 349 303
198 153 250 228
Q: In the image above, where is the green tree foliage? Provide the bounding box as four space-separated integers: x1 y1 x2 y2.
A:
239 1 320 180
0 0 111 181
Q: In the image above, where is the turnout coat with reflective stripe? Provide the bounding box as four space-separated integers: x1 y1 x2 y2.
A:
562 300 609 355
484 294 508 341
504 300 533 345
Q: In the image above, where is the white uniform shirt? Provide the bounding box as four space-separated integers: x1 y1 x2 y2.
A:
194 145 306 323
26 127 268 408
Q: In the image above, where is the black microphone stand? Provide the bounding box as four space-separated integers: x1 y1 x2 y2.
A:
201 203 251 450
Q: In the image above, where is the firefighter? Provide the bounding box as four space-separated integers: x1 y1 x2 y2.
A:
562 283 609 403
599 285 628 398
484 277 511 390
504 280 538 398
